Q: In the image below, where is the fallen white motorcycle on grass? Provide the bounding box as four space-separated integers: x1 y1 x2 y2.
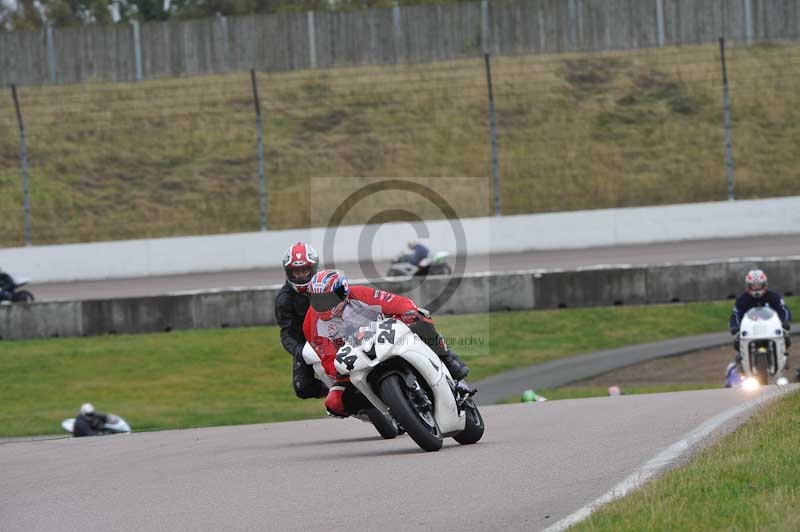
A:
61 414 131 436
733 307 791 387
332 316 484 452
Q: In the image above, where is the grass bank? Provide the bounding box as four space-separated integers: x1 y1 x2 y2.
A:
1 42 800 245
0 298 757 437
570 388 800 531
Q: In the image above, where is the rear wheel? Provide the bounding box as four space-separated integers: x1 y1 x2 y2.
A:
453 398 484 445
380 374 442 452
11 290 34 303
365 408 399 440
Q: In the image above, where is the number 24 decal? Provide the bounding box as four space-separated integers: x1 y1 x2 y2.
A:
377 318 397 344
336 345 358 371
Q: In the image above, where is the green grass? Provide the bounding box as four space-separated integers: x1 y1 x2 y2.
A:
0 298 776 437
2 42 800 245
569 389 800 531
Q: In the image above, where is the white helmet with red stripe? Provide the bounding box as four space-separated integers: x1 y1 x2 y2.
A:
745 269 767 298
282 242 319 293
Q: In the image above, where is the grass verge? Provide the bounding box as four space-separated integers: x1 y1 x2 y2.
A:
2 42 800 245
569 388 800 531
0 298 767 437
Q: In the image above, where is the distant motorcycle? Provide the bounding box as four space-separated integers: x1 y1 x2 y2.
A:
61 413 131 436
386 251 452 278
0 272 34 304
736 307 790 385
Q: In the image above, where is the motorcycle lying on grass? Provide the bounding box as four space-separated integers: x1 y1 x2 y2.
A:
385 251 452 278
731 307 791 386
0 272 34 304
302 342 403 440
61 414 131 436
333 316 484 452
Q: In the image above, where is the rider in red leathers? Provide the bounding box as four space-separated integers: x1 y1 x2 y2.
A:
302 269 469 417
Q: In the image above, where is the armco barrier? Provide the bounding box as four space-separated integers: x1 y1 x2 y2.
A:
1 258 798 340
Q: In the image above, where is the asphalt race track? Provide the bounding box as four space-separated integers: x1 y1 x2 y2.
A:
0 387 793 532
31 234 800 301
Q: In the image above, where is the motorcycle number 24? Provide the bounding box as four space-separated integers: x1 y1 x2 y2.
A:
335 319 398 371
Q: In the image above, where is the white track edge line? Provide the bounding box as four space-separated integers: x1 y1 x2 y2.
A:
541 385 799 532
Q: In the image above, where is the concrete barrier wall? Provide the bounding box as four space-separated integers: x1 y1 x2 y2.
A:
2 257 798 341
3 196 800 285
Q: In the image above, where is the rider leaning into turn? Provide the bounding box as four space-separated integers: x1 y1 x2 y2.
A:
274 242 328 400
729 269 793 373
302 269 469 418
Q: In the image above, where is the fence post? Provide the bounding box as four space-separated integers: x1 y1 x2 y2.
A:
481 0 489 54
567 0 578 50
217 13 231 71
307 11 317 69
392 4 403 63
743 0 754 45
656 0 665 47
719 38 735 201
251 69 268 231
131 20 143 81
11 85 33 246
484 53 501 216
46 24 56 83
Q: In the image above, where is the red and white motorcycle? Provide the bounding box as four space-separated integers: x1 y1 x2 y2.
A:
332 316 484 452
302 342 402 440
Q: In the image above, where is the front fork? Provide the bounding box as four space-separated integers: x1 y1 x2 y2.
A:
453 380 477 409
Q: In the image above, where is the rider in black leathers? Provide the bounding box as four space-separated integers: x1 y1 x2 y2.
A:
72 403 111 437
274 242 327 399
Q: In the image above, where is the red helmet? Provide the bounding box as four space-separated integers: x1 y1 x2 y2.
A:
307 269 349 320
745 269 767 298
282 242 319 293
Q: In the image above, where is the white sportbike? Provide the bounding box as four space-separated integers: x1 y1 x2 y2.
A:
331 316 484 452
738 307 789 385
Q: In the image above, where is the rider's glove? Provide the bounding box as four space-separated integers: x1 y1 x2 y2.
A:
730 327 739 336
782 322 791 332
399 309 419 326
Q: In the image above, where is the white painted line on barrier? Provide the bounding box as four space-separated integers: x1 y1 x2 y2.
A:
542 384 799 532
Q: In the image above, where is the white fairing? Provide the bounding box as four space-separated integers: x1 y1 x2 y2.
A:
739 307 787 383
302 342 335 388
333 318 466 435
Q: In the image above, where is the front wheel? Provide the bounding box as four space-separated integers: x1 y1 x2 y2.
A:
365 408 399 440
754 353 770 385
380 374 442 452
453 398 484 445
12 290 34 303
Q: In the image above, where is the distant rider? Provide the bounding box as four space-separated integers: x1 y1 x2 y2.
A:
405 241 430 268
728 269 792 374
72 403 111 437
274 242 328 400
303 269 469 418
0 269 14 301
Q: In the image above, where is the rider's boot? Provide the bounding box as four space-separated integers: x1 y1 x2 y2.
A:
439 349 469 381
